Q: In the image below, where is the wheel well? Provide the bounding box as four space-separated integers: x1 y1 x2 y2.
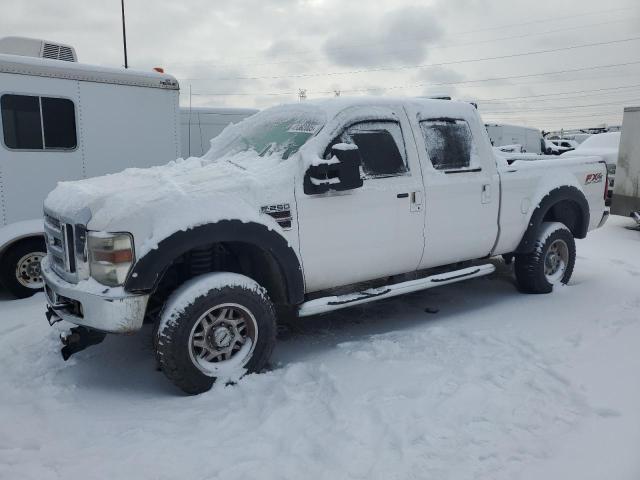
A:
516 186 589 254
145 241 289 324
541 199 584 238
0 234 45 259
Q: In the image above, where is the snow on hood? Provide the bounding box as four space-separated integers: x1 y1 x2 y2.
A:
45 153 293 256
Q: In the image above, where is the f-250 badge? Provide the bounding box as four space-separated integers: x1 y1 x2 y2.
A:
585 173 603 184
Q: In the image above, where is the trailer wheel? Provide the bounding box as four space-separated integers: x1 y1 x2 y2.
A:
515 222 575 294
155 272 277 395
0 238 47 298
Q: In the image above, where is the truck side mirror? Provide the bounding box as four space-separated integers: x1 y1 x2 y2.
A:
303 144 363 195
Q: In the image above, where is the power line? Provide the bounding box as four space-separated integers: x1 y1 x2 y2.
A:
477 83 640 103
181 35 640 81
481 97 640 114
189 60 640 97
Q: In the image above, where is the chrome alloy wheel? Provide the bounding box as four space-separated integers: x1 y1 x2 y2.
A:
544 239 569 284
188 303 258 375
15 251 46 289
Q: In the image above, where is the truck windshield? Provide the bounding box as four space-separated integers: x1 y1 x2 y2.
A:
204 107 325 162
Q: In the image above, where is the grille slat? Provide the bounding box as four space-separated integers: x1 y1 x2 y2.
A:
44 213 78 281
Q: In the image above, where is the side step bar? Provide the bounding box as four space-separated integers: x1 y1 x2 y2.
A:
298 264 495 317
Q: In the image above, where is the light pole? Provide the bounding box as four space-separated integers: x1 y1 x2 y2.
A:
121 0 128 68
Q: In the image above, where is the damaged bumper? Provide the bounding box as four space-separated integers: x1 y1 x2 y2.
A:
42 256 149 334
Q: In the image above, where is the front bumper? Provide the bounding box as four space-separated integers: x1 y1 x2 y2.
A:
42 256 149 334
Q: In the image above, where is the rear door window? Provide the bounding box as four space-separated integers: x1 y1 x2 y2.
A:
420 119 475 171
1 94 77 151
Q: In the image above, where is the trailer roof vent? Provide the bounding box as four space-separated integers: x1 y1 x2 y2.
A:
42 42 77 62
0 36 77 62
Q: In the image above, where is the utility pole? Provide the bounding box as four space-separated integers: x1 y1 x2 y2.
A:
121 0 129 68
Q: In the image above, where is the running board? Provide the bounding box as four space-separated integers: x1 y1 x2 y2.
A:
298 264 495 317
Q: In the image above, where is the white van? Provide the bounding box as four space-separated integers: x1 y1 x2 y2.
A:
0 37 181 297
180 107 258 158
485 123 544 154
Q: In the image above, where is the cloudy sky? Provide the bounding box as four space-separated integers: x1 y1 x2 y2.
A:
4 0 640 130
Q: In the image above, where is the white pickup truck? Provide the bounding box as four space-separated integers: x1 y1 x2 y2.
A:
42 98 609 394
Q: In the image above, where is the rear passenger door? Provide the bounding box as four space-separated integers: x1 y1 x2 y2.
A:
415 117 500 268
296 107 426 292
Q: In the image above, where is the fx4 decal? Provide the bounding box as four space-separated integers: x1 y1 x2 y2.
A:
585 172 603 185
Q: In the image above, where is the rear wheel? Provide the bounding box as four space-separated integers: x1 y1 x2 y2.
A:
515 222 575 294
155 272 277 394
0 238 47 298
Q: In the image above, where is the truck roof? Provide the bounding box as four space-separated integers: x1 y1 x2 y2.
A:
295 96 480 119
0 52 179 90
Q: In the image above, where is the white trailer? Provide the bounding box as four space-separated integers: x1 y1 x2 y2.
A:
0 36 181 297
611 107 640 216
485 123 544 154
180 107 258 158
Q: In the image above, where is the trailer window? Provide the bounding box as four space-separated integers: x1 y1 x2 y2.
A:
1 94 76 151
420 119 474 171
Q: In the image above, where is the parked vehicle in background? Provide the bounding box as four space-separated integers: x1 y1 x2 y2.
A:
486 123 544 154
561 132 621 205
0 36 181 297
552 139 579 153
180 107 258 158
493 144 524 154
572 133 592 144
42 97 609 394
544 139 563 155
611 107 640 217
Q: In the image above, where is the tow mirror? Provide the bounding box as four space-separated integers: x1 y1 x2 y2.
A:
304 144 363 195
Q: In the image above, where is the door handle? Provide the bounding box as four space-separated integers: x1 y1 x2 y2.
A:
481 184 491 204
397 193 409 198
410 191 423 212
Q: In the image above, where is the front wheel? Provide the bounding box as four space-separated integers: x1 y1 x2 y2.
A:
514 222 576 294
155 272 277 394
0 238 47 298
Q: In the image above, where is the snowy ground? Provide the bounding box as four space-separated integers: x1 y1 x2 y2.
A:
1 215 639 480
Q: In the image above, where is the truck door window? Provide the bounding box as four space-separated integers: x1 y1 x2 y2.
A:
420 119 474 171
328 121 408 178
1 94 77 151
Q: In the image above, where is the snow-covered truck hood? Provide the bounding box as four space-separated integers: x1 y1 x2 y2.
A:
44 155 294 257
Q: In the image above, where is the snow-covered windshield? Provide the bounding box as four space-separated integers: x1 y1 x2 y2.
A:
204 106 325 162
576 132 620 150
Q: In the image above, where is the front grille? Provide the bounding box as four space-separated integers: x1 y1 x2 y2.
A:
44 213 78 281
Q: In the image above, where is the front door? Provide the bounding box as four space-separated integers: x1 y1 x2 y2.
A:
295 106 426 293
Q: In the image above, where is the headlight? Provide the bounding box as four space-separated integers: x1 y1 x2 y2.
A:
88 232 134 287
607 164 616 175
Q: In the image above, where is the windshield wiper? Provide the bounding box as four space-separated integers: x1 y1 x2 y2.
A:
226 159 247 171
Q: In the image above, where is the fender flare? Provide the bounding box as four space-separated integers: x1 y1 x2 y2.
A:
515 185 589 254
124 220 304 305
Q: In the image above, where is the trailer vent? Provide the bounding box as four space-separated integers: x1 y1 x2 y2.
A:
42 42 77 62
0 37 78 62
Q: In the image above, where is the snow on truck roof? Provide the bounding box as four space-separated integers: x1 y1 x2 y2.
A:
291 96 480 119
0 52 179 90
